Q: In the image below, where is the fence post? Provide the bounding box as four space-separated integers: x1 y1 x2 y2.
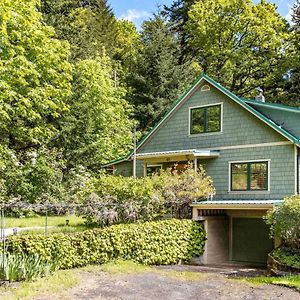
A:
1 208 5 273
45 207 48 236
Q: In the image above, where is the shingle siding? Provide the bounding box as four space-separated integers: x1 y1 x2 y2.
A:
199 144 295 200
114 82 297 200
138 84 285 154
248 105 300 139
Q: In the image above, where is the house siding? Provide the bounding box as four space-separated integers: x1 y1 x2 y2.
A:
198 144 295 200
248 105 300 139
138 84 286 154
114 81 297 200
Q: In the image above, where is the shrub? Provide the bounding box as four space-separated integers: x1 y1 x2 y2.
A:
0 253 58 282
271 247 300 269
75 165 214 225
5 219 206 269
266 195 300 249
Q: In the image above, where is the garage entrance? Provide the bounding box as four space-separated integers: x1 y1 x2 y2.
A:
232 218 274 264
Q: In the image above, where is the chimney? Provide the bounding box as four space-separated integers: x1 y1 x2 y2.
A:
255 87 265 102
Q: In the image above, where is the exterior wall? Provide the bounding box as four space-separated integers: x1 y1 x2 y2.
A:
112 81 297 200
114 160 143 177
202 217 229 264
198 143 295 200
248 104 300 138
138 83 286 154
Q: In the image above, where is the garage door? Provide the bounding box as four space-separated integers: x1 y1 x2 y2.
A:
232 218 273 264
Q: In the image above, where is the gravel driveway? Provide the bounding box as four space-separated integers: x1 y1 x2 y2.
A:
36 265 300 300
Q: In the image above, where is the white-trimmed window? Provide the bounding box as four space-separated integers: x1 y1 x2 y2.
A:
146 164 162 176
189 103 222 135
230 160 269 192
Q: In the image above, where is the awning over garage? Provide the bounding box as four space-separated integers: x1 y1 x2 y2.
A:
135 149 220 160
191 199 283 210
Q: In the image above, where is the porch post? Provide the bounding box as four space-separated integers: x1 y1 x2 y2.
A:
194 157 198 171
133 128 137 178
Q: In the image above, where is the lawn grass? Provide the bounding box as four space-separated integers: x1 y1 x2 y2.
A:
0 269 78 300
0 261 208 299
238 275 300 290
5 215 86 228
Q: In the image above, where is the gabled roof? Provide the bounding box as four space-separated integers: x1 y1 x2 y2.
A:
102 74 300 167
241 98 300 114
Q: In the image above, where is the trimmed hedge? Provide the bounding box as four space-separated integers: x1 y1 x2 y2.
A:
6 219 205 269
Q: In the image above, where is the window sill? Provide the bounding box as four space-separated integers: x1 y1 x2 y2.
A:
228 190 270 194
189 131 223 137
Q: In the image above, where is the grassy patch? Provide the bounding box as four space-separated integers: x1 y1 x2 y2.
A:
157 270 206 281
18 225 89 235
5 215 86 228
90 260 151 275
238 275 300 290
0 269 78 300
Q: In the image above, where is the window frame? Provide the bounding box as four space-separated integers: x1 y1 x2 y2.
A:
145 164 163 176
229 159 270 193
188 103 223 136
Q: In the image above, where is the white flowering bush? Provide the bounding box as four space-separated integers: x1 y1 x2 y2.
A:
75 164 214 226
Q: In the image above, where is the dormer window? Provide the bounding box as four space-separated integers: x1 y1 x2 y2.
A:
190 104 222 135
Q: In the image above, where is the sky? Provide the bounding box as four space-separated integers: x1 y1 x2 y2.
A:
108 0 296 29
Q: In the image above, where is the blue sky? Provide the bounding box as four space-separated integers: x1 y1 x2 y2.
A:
108 0 296 29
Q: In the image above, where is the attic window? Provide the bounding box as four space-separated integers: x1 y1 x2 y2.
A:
201 85 210 92
190 104 221 135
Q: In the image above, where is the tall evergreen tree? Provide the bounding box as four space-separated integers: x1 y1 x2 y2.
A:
282 0 300 106
40 0 119 60
58 55 135 169
128 14 198 131
163 0 195 64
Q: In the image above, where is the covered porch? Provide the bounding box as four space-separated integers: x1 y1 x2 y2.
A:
135 149 220 176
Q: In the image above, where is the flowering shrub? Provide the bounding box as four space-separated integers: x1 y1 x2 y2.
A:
75 165 214 226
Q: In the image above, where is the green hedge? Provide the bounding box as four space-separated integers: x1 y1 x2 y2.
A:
6 219 205 269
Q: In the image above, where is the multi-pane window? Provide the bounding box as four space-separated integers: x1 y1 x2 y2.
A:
146 165 162 176
231 161 268 191
190 104 221 135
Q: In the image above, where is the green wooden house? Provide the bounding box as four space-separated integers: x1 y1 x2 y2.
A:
103 74 300 265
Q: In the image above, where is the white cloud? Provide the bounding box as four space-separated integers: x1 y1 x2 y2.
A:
285 4 293 24
120 9 151 22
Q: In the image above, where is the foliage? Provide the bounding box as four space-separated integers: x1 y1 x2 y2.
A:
128 14 198 131
58 55 135 169
185 0 292 99
40 0 118 60
266 195 300 249
271 247 300 269
162 0 196 64
6 219 206 269
0 0 72 150
75 165 214 226
239 274 300 290
0 253 58 282
0 147 67 204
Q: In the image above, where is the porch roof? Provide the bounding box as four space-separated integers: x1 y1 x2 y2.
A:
135 149 220 160
191 199 283 210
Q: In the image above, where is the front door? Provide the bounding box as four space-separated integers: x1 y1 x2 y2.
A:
232 218 273 264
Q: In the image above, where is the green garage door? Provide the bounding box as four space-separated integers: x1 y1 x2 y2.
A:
232 218 273 264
